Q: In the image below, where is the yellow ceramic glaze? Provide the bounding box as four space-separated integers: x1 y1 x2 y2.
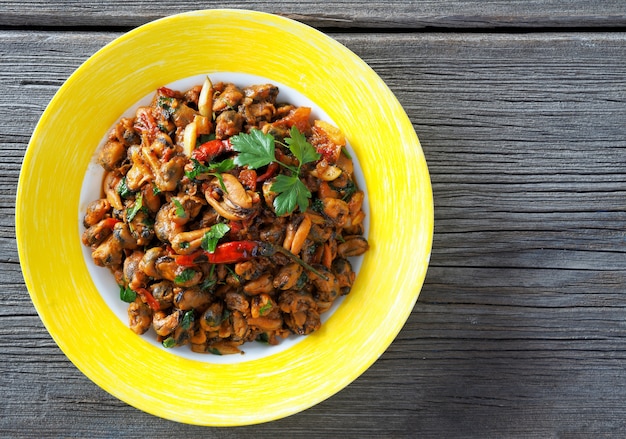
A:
16 10 433 425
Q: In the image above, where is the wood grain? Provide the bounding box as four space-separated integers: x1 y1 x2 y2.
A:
2 28 626 437
0 1 625 29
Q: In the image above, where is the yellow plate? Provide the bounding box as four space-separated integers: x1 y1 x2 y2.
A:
16 9 433 425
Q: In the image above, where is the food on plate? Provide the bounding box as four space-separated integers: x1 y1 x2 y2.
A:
81 77 369 354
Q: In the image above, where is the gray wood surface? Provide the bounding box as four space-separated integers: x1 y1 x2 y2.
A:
3 2 626 437
1 1 626 29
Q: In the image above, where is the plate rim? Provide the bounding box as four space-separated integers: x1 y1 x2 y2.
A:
16 8 433 426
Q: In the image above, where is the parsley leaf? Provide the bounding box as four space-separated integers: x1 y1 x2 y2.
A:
162 337 176 348
174 268 197 285
200 265 217 291
272 174 312 217
119 285 137 303
126 193 143 222
201 223 230 253
232 127 321 215
181 310 195 330
117 177 132 198
172 199 186 218
157 96 176 118
185 158 235 181
285 125 320 165
231 129 275 169
208 347 223 355
258 302 272 316
256 333 270 344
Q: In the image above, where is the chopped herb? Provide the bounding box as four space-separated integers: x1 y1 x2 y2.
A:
199 276 217 291
340 179 358 201
201 223 230 253
117 177 132 198
179 241 190 250
162 337 177 348
199 265 217 291
231 126 320 216
256 333 270 344
212 173 228 193
185 158 235 183
142 215 154 227
126 193 143 222
197 133 216 145
208 347 222 355
152 184 161 195
181 310 194 330
224 265 241 283
174 268 197 284
157 96 176 118
222 309 231 322
172 199 186 218
258 302 272 316
311 198 324 213
119 285 137 303
341 146 352 159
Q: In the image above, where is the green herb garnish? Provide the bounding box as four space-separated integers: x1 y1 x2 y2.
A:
311 198 324 213
258 302 272 316
201 223 230 253
284 126 321 165
231 129 276 169
197 133 216 145
231 126 320 216
118 177 132 198
185 158 235 181
119 285 137 303
256 333 270 344
181 310 194 330
340 179 357 201
162 337 176 348
271 173 312 217
172 199 186 218
126 193 143 222
157 96 176 118
199 265 217 291
174 268 197 284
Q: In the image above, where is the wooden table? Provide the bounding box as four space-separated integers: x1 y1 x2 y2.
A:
2 2 626 437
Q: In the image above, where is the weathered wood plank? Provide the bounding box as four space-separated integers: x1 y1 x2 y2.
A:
2 30 626 437
0 1 625 29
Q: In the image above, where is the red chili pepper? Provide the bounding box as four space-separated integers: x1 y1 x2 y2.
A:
228 220 244 237
133 107 159 143
256 162 279 183
191 139 232 163
173 240 329 280
102 218 121 229
205 241 262 264
135 287 161 311
157 86 177 98
174 241 265 266
174 250 206 267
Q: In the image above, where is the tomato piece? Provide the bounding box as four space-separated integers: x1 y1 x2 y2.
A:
238 169 257 190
